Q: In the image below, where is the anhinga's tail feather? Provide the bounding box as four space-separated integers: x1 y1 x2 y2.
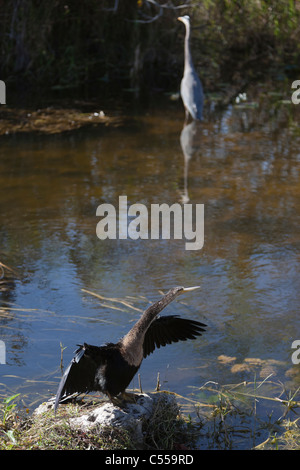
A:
54 344 97 412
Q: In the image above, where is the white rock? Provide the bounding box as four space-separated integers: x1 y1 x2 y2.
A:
69 393 176 445
34 392 178 446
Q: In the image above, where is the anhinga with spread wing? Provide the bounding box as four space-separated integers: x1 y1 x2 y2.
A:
54 286 206 411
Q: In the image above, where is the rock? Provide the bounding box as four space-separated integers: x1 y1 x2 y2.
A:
33 400 55 416
69 393 157 445
34 392 179 447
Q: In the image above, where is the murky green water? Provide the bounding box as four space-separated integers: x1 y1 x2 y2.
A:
0 92 299 425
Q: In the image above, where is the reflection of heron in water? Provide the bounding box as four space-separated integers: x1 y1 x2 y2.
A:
178 16 204 123
55 286 206 411
180 120 202 203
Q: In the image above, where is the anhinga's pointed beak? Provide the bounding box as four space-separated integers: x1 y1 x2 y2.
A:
181 286 200 293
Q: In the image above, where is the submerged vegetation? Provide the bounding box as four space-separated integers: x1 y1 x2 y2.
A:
0 0 299 96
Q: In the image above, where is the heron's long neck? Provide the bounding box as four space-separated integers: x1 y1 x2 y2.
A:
184 23 193 72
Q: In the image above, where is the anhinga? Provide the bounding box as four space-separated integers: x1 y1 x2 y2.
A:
54 286 206 411
178 15 204 122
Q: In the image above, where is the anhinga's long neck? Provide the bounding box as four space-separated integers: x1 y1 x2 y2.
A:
121 289 181 357
120 286 199 367
133 289 180 334
119 289 181 366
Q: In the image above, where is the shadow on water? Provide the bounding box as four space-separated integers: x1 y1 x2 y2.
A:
0 90 299 433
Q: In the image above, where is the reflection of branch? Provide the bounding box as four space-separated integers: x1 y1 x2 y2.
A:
81 288 144 313
0 261 19 280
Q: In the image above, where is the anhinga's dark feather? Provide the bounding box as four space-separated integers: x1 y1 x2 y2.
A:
55 343 105 411
54 342 139 411
143 315 206 358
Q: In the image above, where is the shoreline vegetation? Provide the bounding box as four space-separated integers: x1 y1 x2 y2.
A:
1 0 299 135
1 1 300 98
0 80 298 137
0 378 299 450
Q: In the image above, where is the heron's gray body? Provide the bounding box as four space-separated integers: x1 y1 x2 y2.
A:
178 16 204 121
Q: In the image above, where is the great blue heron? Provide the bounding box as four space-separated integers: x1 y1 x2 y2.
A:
55 286 206 411
178 15 204 122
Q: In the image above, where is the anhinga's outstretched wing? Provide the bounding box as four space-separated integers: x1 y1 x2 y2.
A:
54 343 101 411
143 315 206 358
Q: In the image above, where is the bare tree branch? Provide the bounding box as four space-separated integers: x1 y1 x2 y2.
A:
134 0 192 23
146 0 191 10
104 0 192 23
102 0 119 13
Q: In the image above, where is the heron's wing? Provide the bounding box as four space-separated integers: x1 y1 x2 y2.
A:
143 315 206 358
54 343 102 411
181 72 204 120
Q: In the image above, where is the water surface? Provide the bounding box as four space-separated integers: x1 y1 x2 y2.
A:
0 92 299 423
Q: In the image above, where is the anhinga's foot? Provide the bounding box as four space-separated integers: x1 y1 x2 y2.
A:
120 391 137 403
107 391 137 407
107 392 120 406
